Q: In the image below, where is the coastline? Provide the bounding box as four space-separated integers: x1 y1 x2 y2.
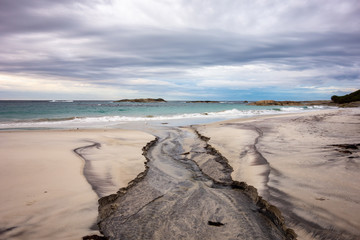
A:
0 108 359 239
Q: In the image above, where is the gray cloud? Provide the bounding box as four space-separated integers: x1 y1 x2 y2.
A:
0 0 359 99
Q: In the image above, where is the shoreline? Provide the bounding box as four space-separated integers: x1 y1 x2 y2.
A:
0 108 359 239
0 100 338 130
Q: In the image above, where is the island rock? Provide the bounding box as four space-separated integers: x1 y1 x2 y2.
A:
248 100 303 106
114 98 166 103
186 101 220 103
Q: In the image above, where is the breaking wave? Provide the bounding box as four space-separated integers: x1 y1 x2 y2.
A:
0 106 329 129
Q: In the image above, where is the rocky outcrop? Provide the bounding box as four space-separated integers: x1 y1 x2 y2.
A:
331 89 360 104
248 100 303 106
186 101 220 103
249 97 360 108
114 98 166 103
336 101 360 108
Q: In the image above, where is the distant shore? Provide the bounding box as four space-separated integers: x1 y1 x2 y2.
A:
113 98 166 103
248 99 360 107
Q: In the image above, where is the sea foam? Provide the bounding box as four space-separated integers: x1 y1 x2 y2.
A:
0 106 329 129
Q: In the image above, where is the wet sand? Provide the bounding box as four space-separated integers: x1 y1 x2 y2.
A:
97 127 292 239
0 129 153 240
196 108 360 240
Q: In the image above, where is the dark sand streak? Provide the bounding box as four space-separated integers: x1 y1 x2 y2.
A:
96 127 296 240
223 123 271 199
73 141 111 198
217 111 360 240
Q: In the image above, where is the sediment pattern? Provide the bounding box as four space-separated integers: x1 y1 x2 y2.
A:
97 127 296 240
197 109 360 240
74 141 107 198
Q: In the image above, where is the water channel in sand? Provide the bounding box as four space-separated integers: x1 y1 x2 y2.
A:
80 126 295 240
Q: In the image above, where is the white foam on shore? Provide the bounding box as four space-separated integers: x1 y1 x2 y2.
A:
0 106 333 129
49 100 74 103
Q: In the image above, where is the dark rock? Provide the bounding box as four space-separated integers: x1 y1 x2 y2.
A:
114 98 166 103
266 205 285 227
338 101 360 108
186 100 220 103
286 228 297 240
82 235 108 240
248 97 360 108
231 181 297 240
248 100 303 106
257 197 270 210
208 221 225 226
232 181 259 202
331 89 360 104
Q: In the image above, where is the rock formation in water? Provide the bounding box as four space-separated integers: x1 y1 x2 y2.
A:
114 98 166 103
248 100 303 106
186 101 220 103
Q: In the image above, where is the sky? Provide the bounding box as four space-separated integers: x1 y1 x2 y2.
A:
0 0 359 100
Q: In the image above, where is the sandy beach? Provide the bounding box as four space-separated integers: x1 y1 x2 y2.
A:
196 108 360 240
1 0 359 238
0 108 359 240
0 129 154 240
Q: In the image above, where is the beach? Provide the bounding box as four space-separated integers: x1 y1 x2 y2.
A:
0 129 154 239
196 108 360 239
0 108 359 239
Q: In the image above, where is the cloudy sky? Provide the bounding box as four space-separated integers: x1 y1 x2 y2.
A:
0 0 359 100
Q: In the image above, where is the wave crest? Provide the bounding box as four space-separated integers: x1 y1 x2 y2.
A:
0 106 324 129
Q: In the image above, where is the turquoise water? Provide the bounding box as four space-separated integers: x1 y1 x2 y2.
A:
0 100 330 129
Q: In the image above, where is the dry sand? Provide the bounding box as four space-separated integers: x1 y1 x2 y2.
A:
196 108 360 240
0 129 154 240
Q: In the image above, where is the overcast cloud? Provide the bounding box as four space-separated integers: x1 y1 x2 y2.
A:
0 0 359 100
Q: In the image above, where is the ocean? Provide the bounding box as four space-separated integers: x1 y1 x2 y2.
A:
0 100 331 129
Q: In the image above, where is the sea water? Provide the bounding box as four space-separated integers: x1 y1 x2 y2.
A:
0 100 331 129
